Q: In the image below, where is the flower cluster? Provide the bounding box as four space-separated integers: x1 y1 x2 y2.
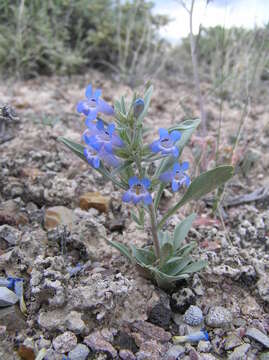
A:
77 84 122 169
77 84 191 204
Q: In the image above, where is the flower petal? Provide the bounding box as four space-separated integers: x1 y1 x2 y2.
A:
181 161 189 171
97 98 114 115
185 175 191 187
159 128 169 139
172 146 179 157
85 84 93 98
141 178 151 189
93 88 102 100
108 123 115 136
143 193 152 205
150 140 160 153
173 163 181 173
96 119 104 131
122 190 132 203
86 108 98 121
77 101 88 114
172 179 180 192
159 170 174 182
170 130 181 142
129 176 139 187
93 157 100 168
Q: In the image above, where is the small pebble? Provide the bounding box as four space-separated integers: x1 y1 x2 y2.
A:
53 331 77 353
183 305 203 326
197 340 212 352
206 306 233 328
245 327 269 348
0 287 19 307
68 344 90 360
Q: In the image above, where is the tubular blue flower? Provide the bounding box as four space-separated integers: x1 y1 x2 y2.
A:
77 84 114 121
83 146 100 169
150 128 181 157
122 177 152 205
159 162 191 192
133 98 144 118
85 119 124 153
84 145 121 168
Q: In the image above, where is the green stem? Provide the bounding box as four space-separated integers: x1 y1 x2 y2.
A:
148 204 161 259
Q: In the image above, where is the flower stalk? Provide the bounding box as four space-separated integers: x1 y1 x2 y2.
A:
148 204 161 259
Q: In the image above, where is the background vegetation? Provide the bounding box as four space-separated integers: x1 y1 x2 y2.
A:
1 0 269 98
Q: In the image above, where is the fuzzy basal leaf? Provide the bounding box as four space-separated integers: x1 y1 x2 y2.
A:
173 213 196 251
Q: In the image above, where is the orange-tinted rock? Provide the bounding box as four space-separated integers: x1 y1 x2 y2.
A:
44 206 74 230
79 192 109 213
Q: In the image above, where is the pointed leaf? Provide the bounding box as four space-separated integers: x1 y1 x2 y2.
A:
181 260 207 274
164 257 192 276
131 246 156 266
173 213 196 251
160 242 173 265
107 240 133 262
158 166 234 229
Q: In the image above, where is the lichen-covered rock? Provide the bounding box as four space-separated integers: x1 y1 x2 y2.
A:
65 311 87 335
84 331 117 358
227 343 250 360
68 344 90 360
257 276 269 303
183 306 204 326
170 288 196 314
130 321 171 343
206 306 233 328
52 331 77 353
148 303 172 328
0 224 21 249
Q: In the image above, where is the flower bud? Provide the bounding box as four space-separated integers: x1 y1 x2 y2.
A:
133 98 144 118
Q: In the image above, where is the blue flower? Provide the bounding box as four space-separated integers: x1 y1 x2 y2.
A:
83 146 100 168
84 119 124 153
77 84 114 121
122 177 152 205
133 98 144 118
159 162 190 192
84 145 121 168
150 128 181 157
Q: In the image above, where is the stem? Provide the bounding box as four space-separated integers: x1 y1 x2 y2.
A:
148 204 161 259
186 0 207 135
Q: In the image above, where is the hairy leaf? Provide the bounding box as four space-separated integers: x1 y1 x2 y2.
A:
173 213 196 250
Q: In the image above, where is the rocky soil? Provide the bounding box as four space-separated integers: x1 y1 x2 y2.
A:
0 70 269 359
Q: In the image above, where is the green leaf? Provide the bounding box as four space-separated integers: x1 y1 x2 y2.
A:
173 213 196 251
167 257 192 276
176 242 196 257
160 256 186 275
137 85 153 124
158 166 234 229
180 260 207 274
160 242 173 265
58 136 85 161
121 96 127 115
107 240 133 262
131 246 156 266
155 119 201 178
